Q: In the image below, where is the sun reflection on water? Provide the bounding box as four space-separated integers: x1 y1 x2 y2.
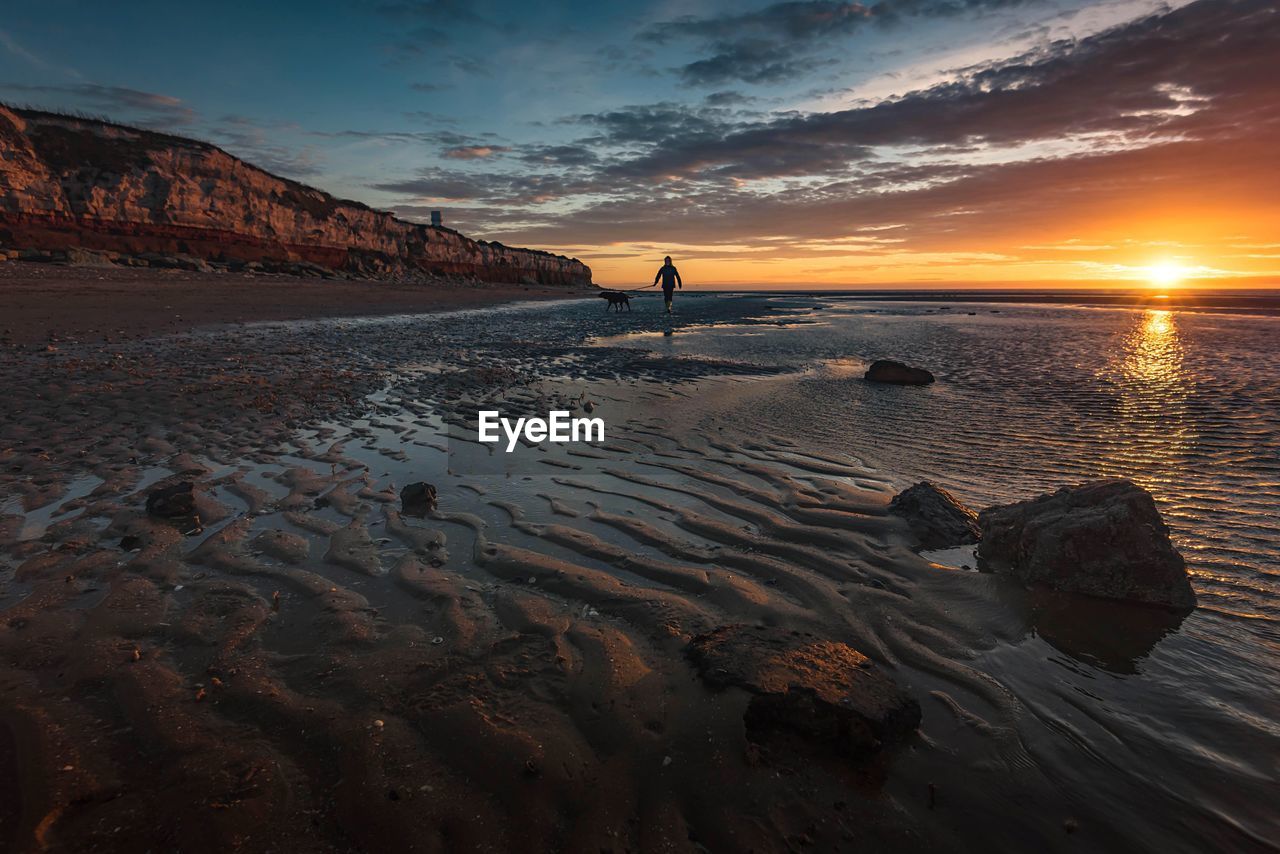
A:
1099 310 1193 485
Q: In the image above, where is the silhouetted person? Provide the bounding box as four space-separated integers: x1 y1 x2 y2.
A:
654 255 682 313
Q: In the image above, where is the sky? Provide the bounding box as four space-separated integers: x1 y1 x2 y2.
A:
1 0 1278 288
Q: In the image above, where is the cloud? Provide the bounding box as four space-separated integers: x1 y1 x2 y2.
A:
640 2 873 45
448 55 491 76
642 0 1035 86
0 29 48 69
369 0 1277 270
679 39 830 86
703 91 756 107
558 0 1278 189
372 0 513 70
566 101 747 146
442 144 510 160
0 82 197 127
212 114 324 178
372 168 575 204
518 144 599 166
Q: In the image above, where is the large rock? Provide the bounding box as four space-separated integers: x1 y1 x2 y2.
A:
865 359 935 385
687 624 921 758
977 479 1196 609
889 482 980 549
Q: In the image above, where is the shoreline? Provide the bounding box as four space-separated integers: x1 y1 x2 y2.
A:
0 261 595 345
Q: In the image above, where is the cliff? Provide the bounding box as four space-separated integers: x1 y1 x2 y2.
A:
0 104 592 286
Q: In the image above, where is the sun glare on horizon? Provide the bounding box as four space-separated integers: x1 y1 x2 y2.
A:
1145 261 1188 290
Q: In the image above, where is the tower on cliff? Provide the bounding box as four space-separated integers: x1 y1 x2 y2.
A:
430 210 443 227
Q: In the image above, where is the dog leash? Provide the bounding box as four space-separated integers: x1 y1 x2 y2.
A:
600 283 659 293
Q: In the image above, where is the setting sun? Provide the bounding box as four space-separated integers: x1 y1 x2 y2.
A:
1146 261 1188 289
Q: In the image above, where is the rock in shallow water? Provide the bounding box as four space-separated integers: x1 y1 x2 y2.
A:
889 482 980 549
687 624 921 758
864 359 935 385
977 479 1196 610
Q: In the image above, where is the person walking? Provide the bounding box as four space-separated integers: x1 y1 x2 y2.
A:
653 256 682 314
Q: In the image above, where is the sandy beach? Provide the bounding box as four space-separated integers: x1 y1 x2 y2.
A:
0 262 589 346
2 277 1276 852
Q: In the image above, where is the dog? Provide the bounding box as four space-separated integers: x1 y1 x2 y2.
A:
599 291 631 312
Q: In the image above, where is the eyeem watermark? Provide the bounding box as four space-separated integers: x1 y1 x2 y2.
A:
478 410 605 452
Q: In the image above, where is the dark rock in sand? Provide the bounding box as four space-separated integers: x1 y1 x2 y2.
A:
865 359 934 385
400 481 437 516
119 534 145 551
977 479 1196 610
889 482 980 549
145 481 196 519
687 624 920 758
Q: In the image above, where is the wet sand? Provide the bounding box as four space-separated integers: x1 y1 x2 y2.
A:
0 261 589 345
0 290 1270 852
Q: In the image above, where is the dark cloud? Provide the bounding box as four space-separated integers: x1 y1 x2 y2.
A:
518 144 599 166
641 2 872 45
703 91 755 107
678 39 828 87
566 102 745 147
0 82 196 128
365 0 1277 267
462 0 1277 256
569 0 1279 186
643 0 1034 86
372 168 577 204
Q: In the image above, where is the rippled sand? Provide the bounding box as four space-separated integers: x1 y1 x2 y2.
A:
0 294 1275 852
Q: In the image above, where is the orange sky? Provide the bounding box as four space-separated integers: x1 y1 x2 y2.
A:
554 138 1280 288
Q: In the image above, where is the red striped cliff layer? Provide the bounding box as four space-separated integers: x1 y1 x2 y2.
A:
0 105 592 286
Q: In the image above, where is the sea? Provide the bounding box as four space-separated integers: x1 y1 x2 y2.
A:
589 288 1280 850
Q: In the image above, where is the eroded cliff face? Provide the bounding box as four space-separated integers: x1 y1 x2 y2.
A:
0 105 592 285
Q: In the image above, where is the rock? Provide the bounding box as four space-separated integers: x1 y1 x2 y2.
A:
864 359 935 385
145 481 196 519
400 482 437 516
889 482 980 549
977 479 1196 609
687 624 920 758
119 534 145 551
64 247 116 267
